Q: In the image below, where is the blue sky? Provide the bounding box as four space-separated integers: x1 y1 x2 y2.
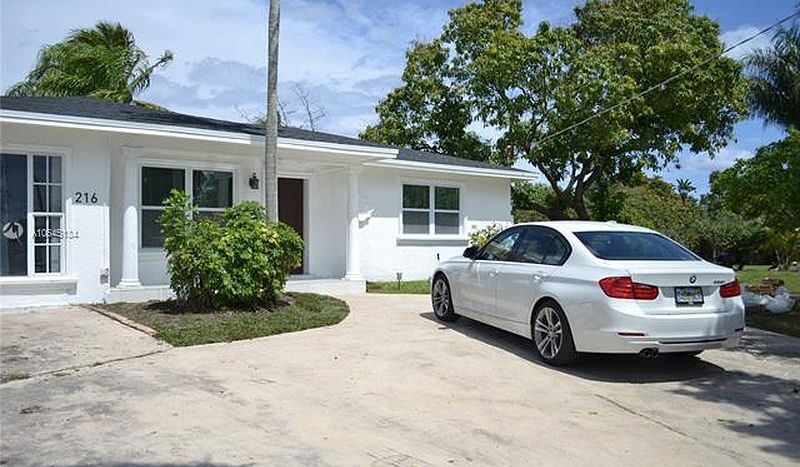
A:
1 0 796 193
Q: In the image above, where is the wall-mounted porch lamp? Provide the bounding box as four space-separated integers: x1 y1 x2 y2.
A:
249 172 260 190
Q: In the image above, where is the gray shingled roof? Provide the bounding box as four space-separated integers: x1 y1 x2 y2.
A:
0 96 529 173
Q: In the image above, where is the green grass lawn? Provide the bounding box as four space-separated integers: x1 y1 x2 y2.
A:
98 292 349 347
367 280 430 294
736 265 800 293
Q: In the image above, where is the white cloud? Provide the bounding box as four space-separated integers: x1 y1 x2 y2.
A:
720 25 772 60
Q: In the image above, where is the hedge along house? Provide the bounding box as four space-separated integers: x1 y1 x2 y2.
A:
0 96 534 308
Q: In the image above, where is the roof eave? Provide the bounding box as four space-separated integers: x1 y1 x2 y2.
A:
0 109 398 159
364 158 537 180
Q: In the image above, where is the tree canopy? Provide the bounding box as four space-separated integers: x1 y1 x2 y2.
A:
710 129 800 232
362 0 748 219
7 21 173 107
745 24 800 130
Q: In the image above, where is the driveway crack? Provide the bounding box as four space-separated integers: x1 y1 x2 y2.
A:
0 349 168 385
594 393 754 464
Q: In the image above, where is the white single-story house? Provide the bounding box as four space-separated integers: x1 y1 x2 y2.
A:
0 96 534 308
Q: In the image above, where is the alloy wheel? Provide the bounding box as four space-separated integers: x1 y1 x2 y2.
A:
534 306 563 360
432 279 450 317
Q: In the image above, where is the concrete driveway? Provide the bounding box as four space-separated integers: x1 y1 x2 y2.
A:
1 295 798 466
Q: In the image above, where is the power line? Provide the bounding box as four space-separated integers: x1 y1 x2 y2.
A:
531 8 800 149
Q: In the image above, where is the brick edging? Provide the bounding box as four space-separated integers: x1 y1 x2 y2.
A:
83 305 158 337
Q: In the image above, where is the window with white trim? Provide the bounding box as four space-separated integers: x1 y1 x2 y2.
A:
0 153 64 276
402 184 461 235
32 155 64 273
140 167 233 248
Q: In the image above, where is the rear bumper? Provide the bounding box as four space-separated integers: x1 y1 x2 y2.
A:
569 300 745 354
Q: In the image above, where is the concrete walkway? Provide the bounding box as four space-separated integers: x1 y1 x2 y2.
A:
0 305 168 382
1 295 798 466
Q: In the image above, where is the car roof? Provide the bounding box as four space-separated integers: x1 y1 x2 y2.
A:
515 220 656 234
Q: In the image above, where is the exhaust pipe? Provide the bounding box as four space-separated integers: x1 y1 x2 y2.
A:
639 348 659 359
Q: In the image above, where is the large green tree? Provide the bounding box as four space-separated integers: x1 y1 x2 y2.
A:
362 0 748 219
745 24 800 130
7 21 173 107
710 129 800 232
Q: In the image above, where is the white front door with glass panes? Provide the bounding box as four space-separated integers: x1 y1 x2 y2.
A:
0 153 64 276
140 166 234 248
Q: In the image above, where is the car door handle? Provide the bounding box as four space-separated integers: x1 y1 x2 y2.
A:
488 268 499 277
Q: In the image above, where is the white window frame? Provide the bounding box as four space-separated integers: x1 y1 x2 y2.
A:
399 179 464 238
138 159 238 251
0 144 70 279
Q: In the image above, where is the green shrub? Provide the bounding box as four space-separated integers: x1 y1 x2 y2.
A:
469 223 504 247
161 190 303 309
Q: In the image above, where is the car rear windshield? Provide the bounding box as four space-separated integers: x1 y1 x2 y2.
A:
574 231 699 261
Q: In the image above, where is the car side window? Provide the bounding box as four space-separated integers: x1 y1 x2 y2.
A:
477 228 522 261
542 235 570 265
513 227 553 263
511 227 571 265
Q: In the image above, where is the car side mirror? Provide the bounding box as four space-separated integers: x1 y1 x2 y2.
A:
463 245 479 259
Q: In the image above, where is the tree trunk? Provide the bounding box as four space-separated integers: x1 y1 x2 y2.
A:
264 0 280 222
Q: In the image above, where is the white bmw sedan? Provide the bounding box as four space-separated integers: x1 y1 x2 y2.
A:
431 221 745 365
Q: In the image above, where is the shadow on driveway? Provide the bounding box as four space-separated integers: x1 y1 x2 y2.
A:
420 311 726 383
420 311 800 462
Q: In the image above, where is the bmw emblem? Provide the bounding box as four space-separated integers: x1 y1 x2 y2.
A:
689 275 697 284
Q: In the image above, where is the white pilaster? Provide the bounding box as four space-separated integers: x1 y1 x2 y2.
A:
118 147 141 288
344 166 363 281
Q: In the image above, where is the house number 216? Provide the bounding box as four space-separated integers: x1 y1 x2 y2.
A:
74 192 99 204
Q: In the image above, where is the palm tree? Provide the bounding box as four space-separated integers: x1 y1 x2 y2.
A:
264 0 280 221
675 178 696 202
6 21 173 107
745 24 800 129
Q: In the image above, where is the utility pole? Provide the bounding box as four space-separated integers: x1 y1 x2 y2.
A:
264 0 280 221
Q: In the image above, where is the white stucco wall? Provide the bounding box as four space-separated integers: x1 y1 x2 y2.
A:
358 166 513 280
1 121 518 308
1 123 111 308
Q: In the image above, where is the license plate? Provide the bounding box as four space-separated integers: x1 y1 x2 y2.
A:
675 287 704 306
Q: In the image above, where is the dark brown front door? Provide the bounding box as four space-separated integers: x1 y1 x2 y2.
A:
278 177 305 274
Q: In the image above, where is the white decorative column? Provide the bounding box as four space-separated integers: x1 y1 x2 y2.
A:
118 147 141 288
344 166 363 281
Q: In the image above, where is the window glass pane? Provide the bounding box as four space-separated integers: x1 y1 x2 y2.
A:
48 185 62 212
193 170 233 208
575 231 698 261
543 236 569 265
34 156 47 183
49 245 61 273
34 217 47 244
479 229 521 261
141 167 185 206
35 245 46 273
402 185 429 209
49 156 62 183
141 209 166 248
435 187 459 210
402 211 429 234
50 216 61 232
1 154 28 276
513 228 554 263
434 212 459 234
34 185 46 212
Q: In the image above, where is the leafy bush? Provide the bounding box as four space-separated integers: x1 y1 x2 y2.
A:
161 190 303 309
469 223 504 247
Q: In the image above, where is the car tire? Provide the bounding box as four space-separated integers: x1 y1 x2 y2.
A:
531 300 578 366
431 275 458 322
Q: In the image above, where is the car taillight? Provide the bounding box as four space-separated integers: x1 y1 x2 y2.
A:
720 280 741 298
599 276 659 300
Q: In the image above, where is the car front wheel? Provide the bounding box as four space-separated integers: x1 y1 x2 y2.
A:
431 275 458 322
532 300 578 366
